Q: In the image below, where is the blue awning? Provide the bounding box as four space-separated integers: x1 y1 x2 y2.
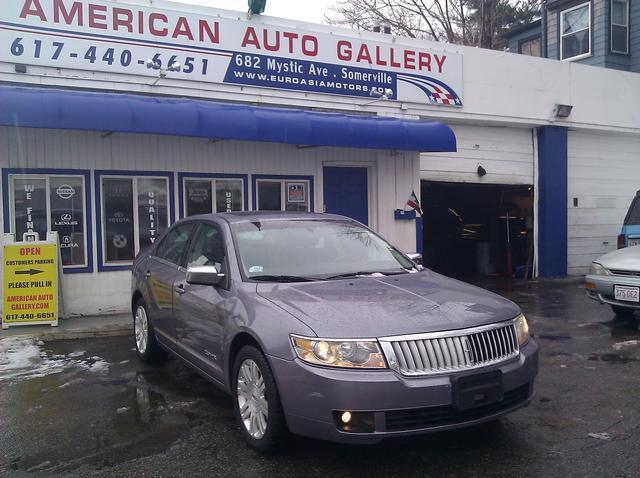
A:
0 86 456 152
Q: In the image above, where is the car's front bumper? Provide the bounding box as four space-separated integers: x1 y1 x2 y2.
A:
585 274 640 309
269 339 538 444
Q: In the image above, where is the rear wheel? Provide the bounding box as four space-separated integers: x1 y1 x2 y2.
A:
611 305 635 318
133 299 166 362
232 345 287 452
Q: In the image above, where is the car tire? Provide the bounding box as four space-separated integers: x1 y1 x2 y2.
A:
611 305 635 318
133 298 166 362
232 345 287 452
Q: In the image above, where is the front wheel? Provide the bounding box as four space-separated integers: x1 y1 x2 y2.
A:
133 299 166 362
232 345 287 452
611 305 635 318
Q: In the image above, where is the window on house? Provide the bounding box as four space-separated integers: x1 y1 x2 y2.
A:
8 173 89 269
519 36 541 56
560 2 591 60
183 177 244 216
611 0 629 54
100 175 169 264
256 179 311 212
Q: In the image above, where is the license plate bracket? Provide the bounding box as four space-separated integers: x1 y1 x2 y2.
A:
614 285 640 303
452 371 503 411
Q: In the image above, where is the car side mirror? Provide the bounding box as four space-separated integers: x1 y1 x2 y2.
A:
406 253 423 266
186 265 225 286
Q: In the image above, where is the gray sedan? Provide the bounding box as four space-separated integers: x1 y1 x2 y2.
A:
131 212 538 451
586 245 640 317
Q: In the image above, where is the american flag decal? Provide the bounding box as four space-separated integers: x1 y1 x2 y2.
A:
397 74 463 107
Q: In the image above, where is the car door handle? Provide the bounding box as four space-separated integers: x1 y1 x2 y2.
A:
174 284 186 295
144 271 152 278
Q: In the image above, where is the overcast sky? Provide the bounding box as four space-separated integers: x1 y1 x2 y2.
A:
170 0 337 24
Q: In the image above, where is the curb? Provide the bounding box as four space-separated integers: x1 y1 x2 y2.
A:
0 320 133 342
0 324 132 342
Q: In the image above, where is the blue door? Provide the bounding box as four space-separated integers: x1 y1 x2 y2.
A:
323 167 368 225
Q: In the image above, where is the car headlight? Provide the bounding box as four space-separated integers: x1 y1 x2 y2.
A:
589 262 609 276
514 314 530 346
291 335 387 369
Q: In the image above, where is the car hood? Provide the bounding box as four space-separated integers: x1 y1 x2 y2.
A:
256 270 520 338
595 245 640 271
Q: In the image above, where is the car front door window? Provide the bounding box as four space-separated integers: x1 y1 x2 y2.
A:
155 224 195 266
187 224 226 272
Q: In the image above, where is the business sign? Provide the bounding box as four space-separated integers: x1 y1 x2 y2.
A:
287 183 306 203
0 0 463 106
3 235 59 328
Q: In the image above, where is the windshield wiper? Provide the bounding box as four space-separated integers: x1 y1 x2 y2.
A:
250 275 319 283
323 270 409 280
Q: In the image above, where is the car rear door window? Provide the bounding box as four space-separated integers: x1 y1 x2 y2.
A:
625 198 640 225
187 224 225 270
154 223 195 266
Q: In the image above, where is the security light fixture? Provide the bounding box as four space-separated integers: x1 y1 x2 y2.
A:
363 88 394 105
147 58 181 86
167 62 181 72
146 59 161 70
554 104 573 118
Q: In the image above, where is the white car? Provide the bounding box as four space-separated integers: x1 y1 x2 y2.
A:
585 245 640 317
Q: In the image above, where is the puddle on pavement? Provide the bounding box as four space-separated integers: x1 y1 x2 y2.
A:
587 352 639 364
1 337 235 474
600 318 640 339
538 335 572 341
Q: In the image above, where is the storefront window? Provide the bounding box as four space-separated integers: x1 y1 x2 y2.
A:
101 176 169 264
256 179 311 212
8 173 88 269
49 176 87 267
183 177 245 216
137 178 169 251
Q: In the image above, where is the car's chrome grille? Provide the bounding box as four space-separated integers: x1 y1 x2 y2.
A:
379 322 519 376
609 269 640 277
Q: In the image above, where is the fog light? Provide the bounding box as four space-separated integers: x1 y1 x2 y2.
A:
333 411 375 433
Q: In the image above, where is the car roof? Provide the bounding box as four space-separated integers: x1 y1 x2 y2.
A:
184 211 354 225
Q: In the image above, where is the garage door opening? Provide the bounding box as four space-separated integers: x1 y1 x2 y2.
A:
421 181 535 280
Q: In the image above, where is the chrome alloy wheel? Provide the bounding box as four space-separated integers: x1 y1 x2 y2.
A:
236 359 268 439
134 305 149 354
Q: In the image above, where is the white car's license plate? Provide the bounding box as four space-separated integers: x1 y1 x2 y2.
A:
628 239 640 247
614 285 640 302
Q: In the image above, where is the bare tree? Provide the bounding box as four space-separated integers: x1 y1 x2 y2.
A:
327 0 540 49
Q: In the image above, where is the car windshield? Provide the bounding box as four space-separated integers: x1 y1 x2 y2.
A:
232 219 415 280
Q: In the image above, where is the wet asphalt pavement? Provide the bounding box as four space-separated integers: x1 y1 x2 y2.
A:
2 279 640 478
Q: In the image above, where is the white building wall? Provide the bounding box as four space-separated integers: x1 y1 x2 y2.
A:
420 125 534 185
0 126 419 316
567 131 640 275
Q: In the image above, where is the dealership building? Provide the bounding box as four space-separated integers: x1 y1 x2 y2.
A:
1 0 639 318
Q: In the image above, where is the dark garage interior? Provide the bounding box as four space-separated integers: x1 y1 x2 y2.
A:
421 181 535 280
